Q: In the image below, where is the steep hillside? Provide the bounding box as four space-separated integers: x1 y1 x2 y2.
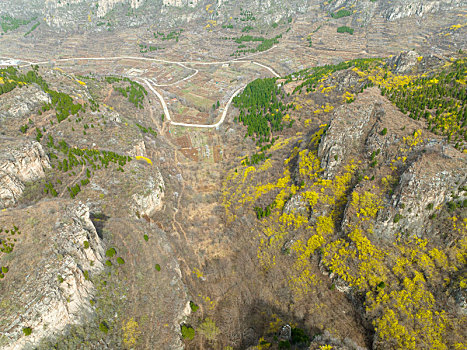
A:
0 1 466 349
0 64 190 349
0 0 465 58
217 52 466 349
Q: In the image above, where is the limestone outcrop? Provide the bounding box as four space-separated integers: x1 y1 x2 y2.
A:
0 138 51 209
0 201 104 349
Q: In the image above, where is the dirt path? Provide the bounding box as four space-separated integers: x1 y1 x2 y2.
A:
103 86 113 104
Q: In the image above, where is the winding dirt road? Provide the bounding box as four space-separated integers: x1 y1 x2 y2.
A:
142 78 247 129
2 46 281 129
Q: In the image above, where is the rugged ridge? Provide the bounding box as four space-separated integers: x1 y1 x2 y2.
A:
0 138 50 209
324 0 465 21
0 201 104 349
373 143 466 239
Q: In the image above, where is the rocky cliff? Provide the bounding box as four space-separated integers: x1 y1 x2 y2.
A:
382 0 466 21
0 86 50 122
0 0 310 30
317 84 466 240
0 201 104 349
220 51 466 349
373 143 466 239
324 0 465 21
0 138 50 209
132 170 165 217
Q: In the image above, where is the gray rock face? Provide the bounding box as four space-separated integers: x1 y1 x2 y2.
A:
325 0 465 22
1 0 465 35
454 287 467 315
1 0 310 30
132 169 165 217
95 0 144 17
0 173 24 210
316 88 467 240
309 330 368 350
0 138 51 209
373 143 466 239
284 193 308 215
0 86 50 122
381 0 466 21
387 50 420 74
0 201 104 350
318 102 380 179
279 324 291 341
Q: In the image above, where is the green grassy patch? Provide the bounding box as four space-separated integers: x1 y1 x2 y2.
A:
105 248 117 258
337 26 354 34
22 327 32 336
1 15 36 33
331 9 352 19
181 325 195 340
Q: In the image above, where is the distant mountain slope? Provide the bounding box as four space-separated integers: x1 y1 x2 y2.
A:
1 0 464 31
